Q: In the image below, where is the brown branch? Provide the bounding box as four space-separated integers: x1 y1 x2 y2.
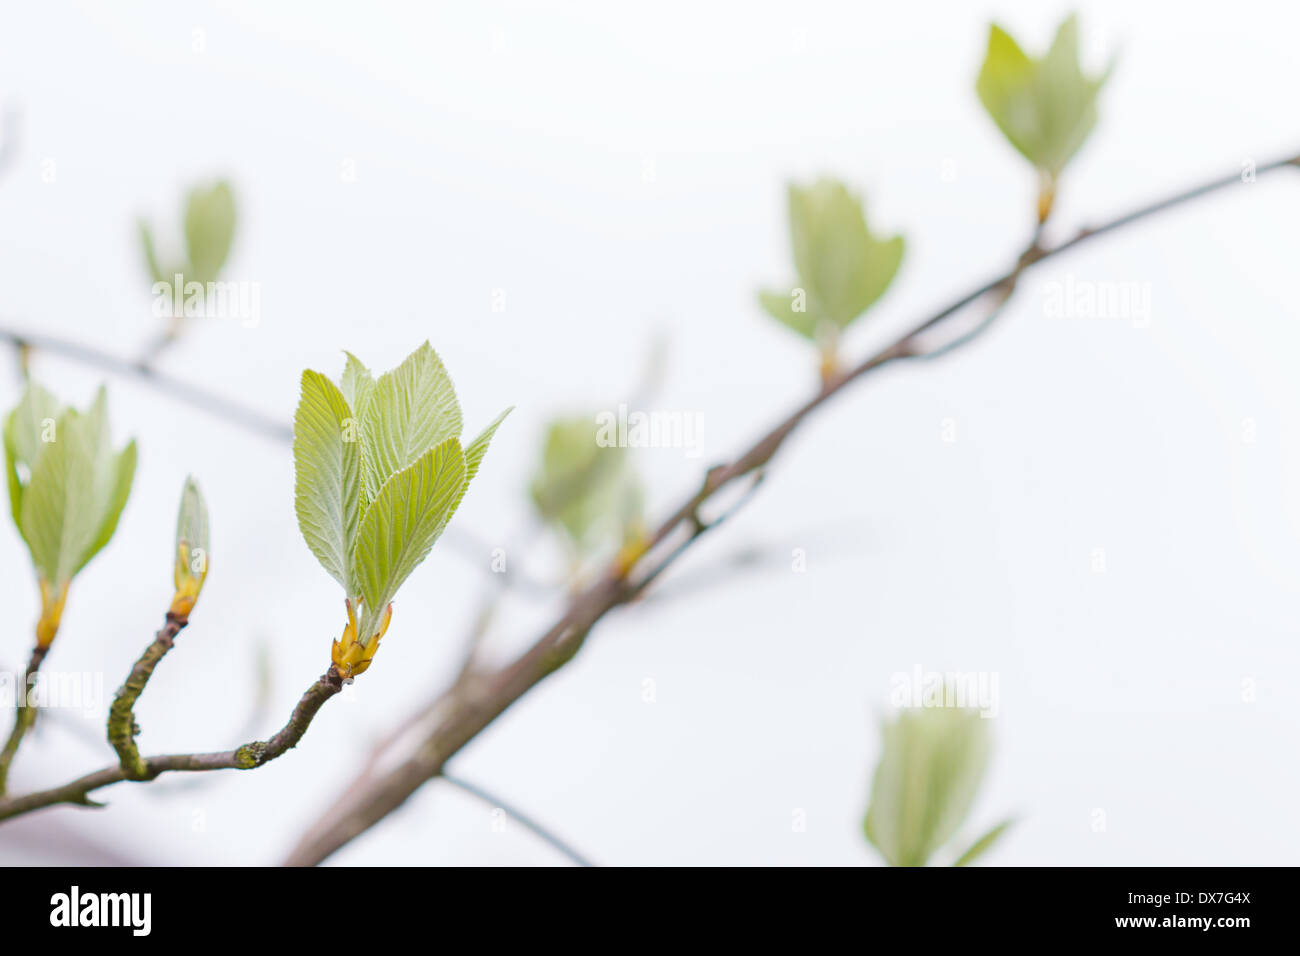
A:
106 612 189 778
0 666 344 823
0 644 50 795
282 154 1300 866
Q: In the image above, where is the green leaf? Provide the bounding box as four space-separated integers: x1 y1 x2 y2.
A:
293 370 364 595
5 385 135 587
976 15 1113 176
360 342 463 500
448 406 512 516
184 180 236 284
175 473 211 565
4 382 62 529
340 351 376 423
464 407 512 485
139 220 166 285
17 409 94 584
758 289 820 341
863 705 993 867
529 415 642 553
952 816 1017 867
76 438 136 576
354 437 466 627
761 179 904 341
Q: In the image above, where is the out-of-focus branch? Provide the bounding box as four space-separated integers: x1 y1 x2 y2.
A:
0 324 291 442
282 154 1300 866
440 773 595 867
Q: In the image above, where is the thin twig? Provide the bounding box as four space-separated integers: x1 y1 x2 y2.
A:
0 644 50 795
106 611 189 779
0 666 344 822
440 772 595 867
0 324 291 442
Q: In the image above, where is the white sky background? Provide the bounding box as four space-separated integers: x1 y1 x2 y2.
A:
1 0 1297 865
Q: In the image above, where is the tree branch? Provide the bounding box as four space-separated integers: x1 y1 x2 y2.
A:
106 611 189 778
440 772 595 867
0 324 292 442
0 644 50 795
281 153 1300 866
0 666 344 823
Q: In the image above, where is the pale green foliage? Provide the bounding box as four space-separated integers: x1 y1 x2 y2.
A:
139 180 237 286
294 371 362 594
293 343 510 640
760 178 904 342
529 415 642 556
952 816 1017 867
354 438 464 615
3 384 137 588
863 705 1012 866
976 14 1113 177
175 474 210 570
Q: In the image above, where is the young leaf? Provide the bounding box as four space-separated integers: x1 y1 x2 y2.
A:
76 438 137 576
976 15 1113 178
171 475 211 617
952 816 1016 867
17 408 99 586
138 220 166 285
863 705 993 867
3 382 62 528
354 437 466 625
760 179 904 342
184 180 237 284
360 342 463 500
293 370 363 596
449 406 512 516
175 474 211 568
340 351 376 423
11 394 136 588
295 344 508 672
529 415 642 555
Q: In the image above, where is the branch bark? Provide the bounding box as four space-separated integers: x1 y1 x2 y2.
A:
106 612 189 779
282 154 1300 866
0 666 344 822
0 644 50 794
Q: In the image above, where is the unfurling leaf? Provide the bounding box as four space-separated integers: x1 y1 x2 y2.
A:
171 475 211 618
529 415 643 557
3 383 137 646
355 437 465 615
359 342 462 500
976 15 1114 180
293 370 363 595
292 343 510 676
140 179 238 290
184 181 237 284
760 179 904 347
863 704 993 867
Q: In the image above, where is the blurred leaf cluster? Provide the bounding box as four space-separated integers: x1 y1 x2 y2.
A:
139 180 237 288
3 384 136 644
863 704 1013 867
529 415 643 562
